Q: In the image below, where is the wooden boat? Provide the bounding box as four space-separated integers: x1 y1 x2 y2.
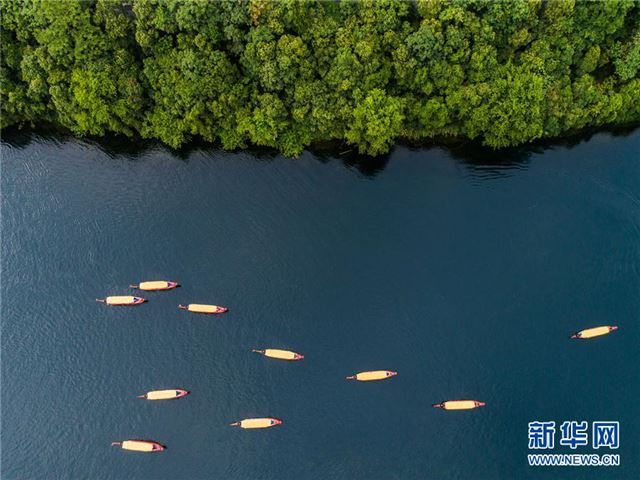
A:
252 349 304 360
130 281 179 291
571 325 618 339
178 304 228 314
111 440 165 452
137 389 189 400
96 296 145 306
346 370 397 381
230 418 282 429
432 400 486 410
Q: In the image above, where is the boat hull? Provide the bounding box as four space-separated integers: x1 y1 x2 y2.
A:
136 281 179 291
433 400 485 410
347 370 397 381
140 389 189 400
114 440 165 452
100 296 145 306
179 304 228 314
232 418 282 429
259 349 304 361
571 325 618 339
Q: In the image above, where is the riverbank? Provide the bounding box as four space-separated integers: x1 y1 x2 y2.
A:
3 121 638 169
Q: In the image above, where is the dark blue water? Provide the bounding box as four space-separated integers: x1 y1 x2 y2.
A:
2 129 639 479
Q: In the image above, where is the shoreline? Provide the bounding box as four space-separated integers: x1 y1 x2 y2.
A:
2 122 639 163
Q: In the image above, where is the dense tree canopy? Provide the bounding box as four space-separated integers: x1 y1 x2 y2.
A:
2 0 639 156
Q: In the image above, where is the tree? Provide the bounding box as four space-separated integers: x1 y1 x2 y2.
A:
346 89 405 155
1 0 639 156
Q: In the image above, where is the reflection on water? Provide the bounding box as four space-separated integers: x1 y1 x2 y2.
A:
4 125 637 180
456 125 640 181
452 143 533 182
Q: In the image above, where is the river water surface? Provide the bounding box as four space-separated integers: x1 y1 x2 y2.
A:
2 129 639 479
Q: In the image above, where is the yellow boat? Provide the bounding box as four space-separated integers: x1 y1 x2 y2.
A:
130 281 179 291
178 303 228 314
111 440 164 452
252 349 304 361
571 325 618 339
138 389 189 400
230 418 282 429
346 370 397 381
433 400 485 410
96 296 145 306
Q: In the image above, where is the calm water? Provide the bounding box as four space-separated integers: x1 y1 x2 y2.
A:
1 129 639 480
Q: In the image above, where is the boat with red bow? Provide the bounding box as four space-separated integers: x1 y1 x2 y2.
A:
432 400 486 410
178 303 228 314
137 389 189 400
346 370 397 382
129 281 179 291
252 349 304 361
111 440 165 452
230 418 282 429
96 296 145 306
571 325 618 339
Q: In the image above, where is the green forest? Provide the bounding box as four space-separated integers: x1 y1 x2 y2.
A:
2 0 639 156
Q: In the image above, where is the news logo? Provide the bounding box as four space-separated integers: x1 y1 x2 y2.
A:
527 421 620 467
